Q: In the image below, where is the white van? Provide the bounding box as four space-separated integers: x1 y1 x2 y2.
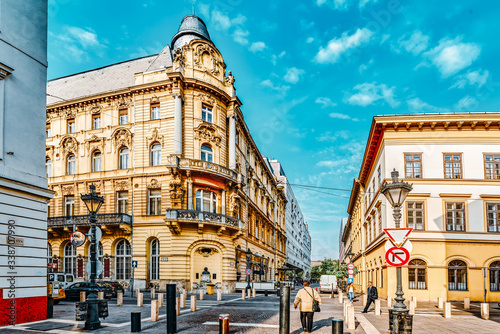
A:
48 273 75 289
319 275 338 293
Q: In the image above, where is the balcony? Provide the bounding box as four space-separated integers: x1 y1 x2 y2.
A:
48 213 132 235
167 156 240 183
165 209 243 235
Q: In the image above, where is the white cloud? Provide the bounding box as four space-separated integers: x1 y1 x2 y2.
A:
359 0 378 8
271 51 286 65
454 95 477 111
359 59 374 73
284 67 305 84
249 41 266 53
406 97 448 113
398 30 429 55
232 28 249 45
67 27 100 48
201 7 250 46
344 82 400 108
315 97 337 108
49 26 106 63
306 37 314 44
329 112 357 120
316 0 349 10
260 79 290 95
316 130 350 142
314 28 373 64
423 37 481 77
451 69 489 89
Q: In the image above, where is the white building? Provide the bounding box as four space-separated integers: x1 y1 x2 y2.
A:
0 0 52 326
268 159 311 276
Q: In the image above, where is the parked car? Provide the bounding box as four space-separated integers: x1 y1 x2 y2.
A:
98 281 125 297
48 273 75 290
64 282 113 300
319 275 338 293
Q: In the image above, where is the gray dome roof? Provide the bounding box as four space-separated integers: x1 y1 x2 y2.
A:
171 15 212 50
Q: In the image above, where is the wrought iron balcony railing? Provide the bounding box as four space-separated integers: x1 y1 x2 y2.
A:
165 209 243 229
48 213 133 227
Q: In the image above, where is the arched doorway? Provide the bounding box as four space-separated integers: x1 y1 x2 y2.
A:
191 245 222 290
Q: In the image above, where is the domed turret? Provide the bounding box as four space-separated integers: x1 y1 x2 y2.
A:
171 15 212 50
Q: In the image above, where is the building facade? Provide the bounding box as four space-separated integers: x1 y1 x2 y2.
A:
269 159 311 276
0 0 52 326
342 113 500 302
45 14 287 293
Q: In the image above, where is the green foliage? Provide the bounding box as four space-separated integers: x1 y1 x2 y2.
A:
310 259 348 280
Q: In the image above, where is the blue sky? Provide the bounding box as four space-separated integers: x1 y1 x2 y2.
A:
48 0 500 260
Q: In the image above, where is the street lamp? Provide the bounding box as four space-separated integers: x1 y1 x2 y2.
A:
81 184 104 330
245 249 253 292
380 169 412 329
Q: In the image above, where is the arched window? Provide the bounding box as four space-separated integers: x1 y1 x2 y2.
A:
195 190 217 213
46 157 52 177
92 151 101 172
408 259 427 289
150 239 160 281
150 143 161 166
67 154 76 175
119 147 129 169
64 243 77 276
115 239 131 280
200 145 213 162
490 261 500 292
448 260 467 291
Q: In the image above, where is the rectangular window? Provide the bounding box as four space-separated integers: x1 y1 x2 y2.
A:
46 123 51 137
378 207 382 234
151 103 160 120
446 202 466 231
377 166 382 187
407 201 424 230
405 154 422 178
444 153 462 179
64 196 74 216
67 119 75 134
148 189 161 215
119 108 128 125
486 203 500 232
116 191 128 214
484 154 500 179
202 105 213 123
92 114 101 129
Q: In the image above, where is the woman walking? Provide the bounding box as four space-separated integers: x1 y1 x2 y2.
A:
293 280 322 333
348 283 354 302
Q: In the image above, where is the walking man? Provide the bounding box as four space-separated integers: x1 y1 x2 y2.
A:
294 280 322 333
362 281 378 313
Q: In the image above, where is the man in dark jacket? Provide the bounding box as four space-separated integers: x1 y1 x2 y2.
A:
362 281 378 313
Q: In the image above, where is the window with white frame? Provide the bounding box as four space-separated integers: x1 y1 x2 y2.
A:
46 123 51 137
407 201 424 230
46 157 52 177
446 202 466 231
151 103 160 120
148 189 161 215
67 119 75 134
486 203 500 232
92 151 101 172
150 239 160 280
119 147 129 169
115 239 131 280
64 243 77 276
116 191 128 214
485 154 500 179
195 190 217 213
444 153 462 179
119 108 128 125
200 145 213 162
448 260 467 291
67 154 76 175
408 259 427 289
64 196 74 216
202 105 213 123
150 143 161 166
92 114 101 129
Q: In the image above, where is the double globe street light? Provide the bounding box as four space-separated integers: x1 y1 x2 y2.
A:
380 169 412 333
81 184 104 330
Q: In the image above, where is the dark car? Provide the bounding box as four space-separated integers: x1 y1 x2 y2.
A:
64 282 113 300
99 281 125 298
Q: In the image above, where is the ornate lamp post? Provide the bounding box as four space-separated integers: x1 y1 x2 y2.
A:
81 184 104 330
380 169 412 330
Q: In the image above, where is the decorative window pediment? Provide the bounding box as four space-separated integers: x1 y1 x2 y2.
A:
60 136 78 155
113 128 133 148
194 123 221 146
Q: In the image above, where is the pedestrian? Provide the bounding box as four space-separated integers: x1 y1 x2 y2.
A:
348 283 354 302
294 280 322 333
362 281 378 313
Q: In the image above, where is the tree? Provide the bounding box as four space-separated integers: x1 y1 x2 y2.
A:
310 259 347 280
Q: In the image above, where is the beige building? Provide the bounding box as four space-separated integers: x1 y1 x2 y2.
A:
45 14 287 293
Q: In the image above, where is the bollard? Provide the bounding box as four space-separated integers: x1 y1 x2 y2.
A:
80 291 86 302
265 290 268 297
117 292 123 306
98 291 104 300
444 302 451 318
219 314 230 334
387 296 392 308
464 297 470 310
252 288 256 298
412 296 417 309
241 290 246 300
199 290 205 301
158 293 164 307
247 289 251 299
362 294 367 306
180 293 186 308
338 292 343 304
176 297 180 316
346 306 355 330
279 285 291 334
409 301 415 315
190 295 197 312
47 297 54 319
136 288 140 297
137 293 143 307
217 290 222 301
375 299 381 315
151 300 159 322
481 303 489 320
151 288 155 300
332 319 343 334
166 284 177 334
131 311 141 332
438 297 444 309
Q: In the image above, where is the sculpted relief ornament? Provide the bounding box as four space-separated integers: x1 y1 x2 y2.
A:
61 136 78 155
194 123 221 146
193 44 225 77
113 128 132 148
169 182 184 208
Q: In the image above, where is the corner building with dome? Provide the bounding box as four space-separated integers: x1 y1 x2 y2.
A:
45 15 288 293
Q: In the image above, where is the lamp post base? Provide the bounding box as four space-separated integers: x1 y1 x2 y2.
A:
85 294 101 330
389 309 413 334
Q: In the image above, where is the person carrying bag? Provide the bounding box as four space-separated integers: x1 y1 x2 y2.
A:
294 280 322 333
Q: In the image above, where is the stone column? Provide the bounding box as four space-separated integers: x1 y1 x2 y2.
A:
228 115 236 169
187 181 193 210
222 190 226 215
173 93 183 155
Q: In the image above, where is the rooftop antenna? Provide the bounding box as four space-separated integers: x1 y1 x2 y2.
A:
192 0 195 15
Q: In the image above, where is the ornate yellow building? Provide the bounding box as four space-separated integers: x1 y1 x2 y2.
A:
45 14 287 292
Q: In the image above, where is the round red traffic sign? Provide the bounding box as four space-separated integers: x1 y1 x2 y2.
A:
347 263 354 270
246 269 252 275
385 247 410 267
347 269 354 275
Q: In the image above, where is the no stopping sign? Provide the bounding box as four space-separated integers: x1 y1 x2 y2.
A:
385 247 410 267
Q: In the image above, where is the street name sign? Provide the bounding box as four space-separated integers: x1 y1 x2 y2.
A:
383 228 412 247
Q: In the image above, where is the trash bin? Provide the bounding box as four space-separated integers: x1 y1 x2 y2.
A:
206 284 215 295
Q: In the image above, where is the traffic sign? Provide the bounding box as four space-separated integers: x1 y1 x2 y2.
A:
132 260 138 268
347 263 354 270
85 259 103 277
385 246 410 267
87 226 102 243
347 269 354 275
385 240 412 254
246 268 252 275
384 228 412 247
347 277 354 284
70 231 86 247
